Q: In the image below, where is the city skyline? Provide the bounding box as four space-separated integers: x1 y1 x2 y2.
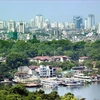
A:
0 0 100 23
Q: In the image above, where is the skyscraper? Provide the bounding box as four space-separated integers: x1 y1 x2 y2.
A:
73 16 82 29
98 23 100 34
84 18 88 29
36 14 43 28
88 14 95 28
0 21 4 29
8 20 16 32
17 21 25 33
30 19 35 28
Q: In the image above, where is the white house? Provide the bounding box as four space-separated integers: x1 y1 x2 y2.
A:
36 65 56 77
51 56 70 62
29 56 50 63
79 56 88 64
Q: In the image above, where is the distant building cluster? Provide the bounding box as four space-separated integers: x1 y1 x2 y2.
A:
0 14 100 42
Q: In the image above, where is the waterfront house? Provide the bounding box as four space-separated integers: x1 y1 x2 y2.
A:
51 56 70 62
79 56 88 64
13 66 40 83
15 66 33 79
36 65 56 77
29 56 50 63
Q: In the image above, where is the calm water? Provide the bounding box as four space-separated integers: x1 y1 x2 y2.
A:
26 82 100 100
0 82 100 100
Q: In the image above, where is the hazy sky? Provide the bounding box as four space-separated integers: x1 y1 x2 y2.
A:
0 0 100 23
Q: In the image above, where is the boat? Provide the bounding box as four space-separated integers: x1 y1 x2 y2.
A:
41 80 58 89
24 83 41 87
74 73 92 83
65 80 83 86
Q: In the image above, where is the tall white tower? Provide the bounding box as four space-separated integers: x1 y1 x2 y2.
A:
8 20 15 32
17 21 25 33
88 14 95 28
30 19 35 28
0 21 4 29
84 18 88 29
36 14 43 28
98 23 100 34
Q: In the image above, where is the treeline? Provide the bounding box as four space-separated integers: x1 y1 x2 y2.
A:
1 39 100 61
0 84 85 100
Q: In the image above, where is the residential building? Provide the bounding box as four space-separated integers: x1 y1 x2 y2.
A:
17 21 25 33
51 22 58 28
30 19 35 28
98 22 100 34
8 20 16 32
36 65 56 77
29 56 50 63
79 56 88 64
51 56 71 62
73 16 83 29
0 21 4 29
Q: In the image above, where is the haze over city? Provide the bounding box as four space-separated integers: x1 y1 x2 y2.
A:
0 0 100 23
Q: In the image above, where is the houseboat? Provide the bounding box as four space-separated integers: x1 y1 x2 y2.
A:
74 73 92 83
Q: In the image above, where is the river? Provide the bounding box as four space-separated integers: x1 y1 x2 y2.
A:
0 82 100 100
26 82 100 100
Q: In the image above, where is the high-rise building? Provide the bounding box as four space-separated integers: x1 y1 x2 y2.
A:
98 23 100 34
8 20 16 32
73 16 83 29
30 19 35 28
8 31 17 40
84 18 88 29
58 22 65 29
36 14 43 28
88 14 95 28
51 22 58 28
0 21 4 29
17 21 25 33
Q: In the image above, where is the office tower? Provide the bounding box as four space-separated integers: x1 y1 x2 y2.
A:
8 31 17 40
88 14 95 28
17 21 25 33
8 20 16 32
84 18 88 29
30 19 35 28
0 21 4 29
73 16 83 29
36 14 43 28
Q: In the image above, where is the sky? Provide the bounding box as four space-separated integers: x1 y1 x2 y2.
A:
0 0 100 23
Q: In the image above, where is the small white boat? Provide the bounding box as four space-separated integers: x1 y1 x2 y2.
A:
65 80 83 86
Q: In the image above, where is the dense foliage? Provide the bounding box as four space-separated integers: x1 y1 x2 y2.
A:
0 84 78 100
0 39 100 80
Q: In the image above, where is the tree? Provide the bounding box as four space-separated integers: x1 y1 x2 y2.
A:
10 84 29 96
6 52 29 69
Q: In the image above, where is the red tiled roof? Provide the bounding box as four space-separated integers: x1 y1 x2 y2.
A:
80 56 88 59
29 66 39 70
52 56 68 58
33 56 50 61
